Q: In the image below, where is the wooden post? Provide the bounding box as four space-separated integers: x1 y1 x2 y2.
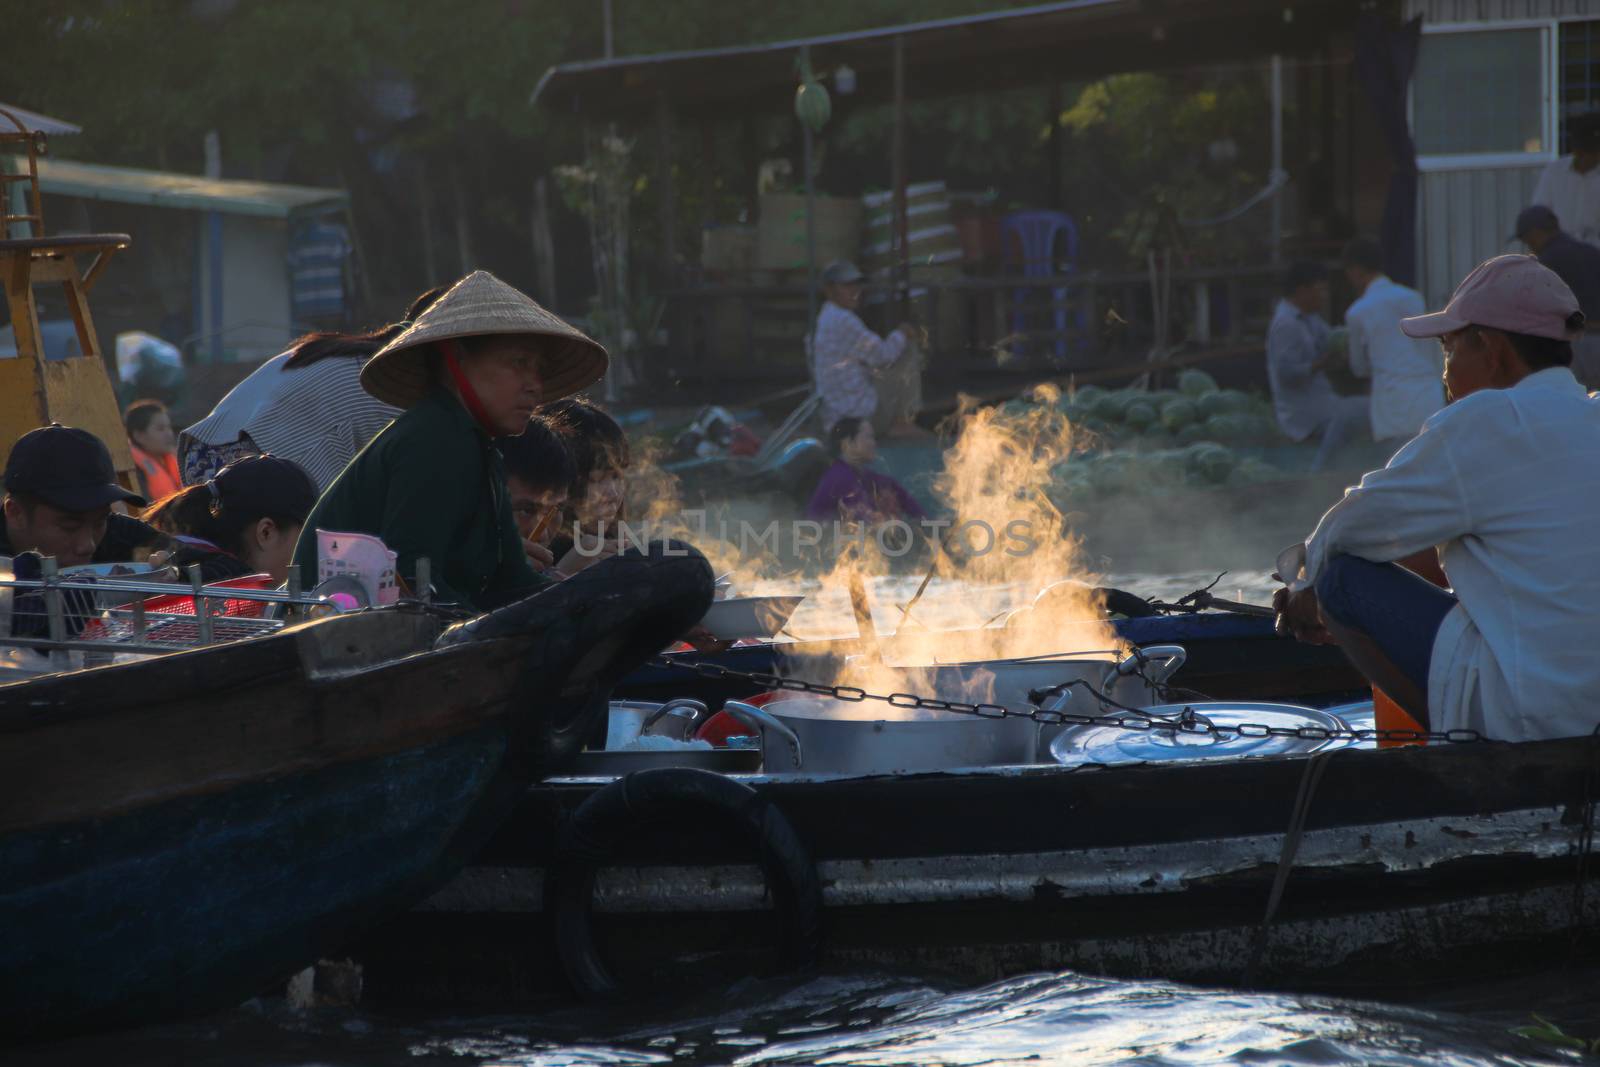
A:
801 45 819 363
654 94 677 285
450 161 474 274
416 161 439 286
531 176 558 307
1048 81 1063 209
1269 54 1284 264
891 34 909 321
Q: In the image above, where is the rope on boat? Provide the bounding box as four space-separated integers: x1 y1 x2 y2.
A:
1245 749 1335 986
1572 723 1600 947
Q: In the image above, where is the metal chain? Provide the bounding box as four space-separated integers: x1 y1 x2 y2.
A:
645 654 1485 745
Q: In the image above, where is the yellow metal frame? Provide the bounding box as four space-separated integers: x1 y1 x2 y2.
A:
0 108 136 490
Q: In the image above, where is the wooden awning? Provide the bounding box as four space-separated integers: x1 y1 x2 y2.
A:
531 0 1356 121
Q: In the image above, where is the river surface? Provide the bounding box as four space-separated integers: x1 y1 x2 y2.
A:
19 571 1592 1067
19 964 1600 1066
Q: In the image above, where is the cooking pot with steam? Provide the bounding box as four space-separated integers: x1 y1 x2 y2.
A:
724 697 1037 775
725 645 1187 776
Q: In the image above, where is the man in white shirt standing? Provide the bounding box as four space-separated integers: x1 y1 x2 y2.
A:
812 260 914 434
1532 112 1600 248
1342 238 1445 450
1264 261 1369 471
1274 255 1600 743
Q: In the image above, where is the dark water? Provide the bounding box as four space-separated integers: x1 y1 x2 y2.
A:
18 965 1600 1066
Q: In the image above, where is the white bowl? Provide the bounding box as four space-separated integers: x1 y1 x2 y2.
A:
698 595 805 641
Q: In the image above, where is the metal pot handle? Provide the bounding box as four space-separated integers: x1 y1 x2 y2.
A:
641 698 708 734
723 701 804 770
1102 644 1188 690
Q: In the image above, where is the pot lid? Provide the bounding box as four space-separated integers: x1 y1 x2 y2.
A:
1050 702 1349 766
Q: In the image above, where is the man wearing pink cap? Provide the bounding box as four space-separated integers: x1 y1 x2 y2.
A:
1275 254 1600 742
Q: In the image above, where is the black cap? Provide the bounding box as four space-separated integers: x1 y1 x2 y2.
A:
1512 204 1560 241
3 424 146 511
210 454 318 522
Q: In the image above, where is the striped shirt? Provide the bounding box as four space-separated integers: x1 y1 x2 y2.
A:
812 301 907 431
181 352 400 491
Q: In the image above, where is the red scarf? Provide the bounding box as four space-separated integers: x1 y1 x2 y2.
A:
439 340 497 435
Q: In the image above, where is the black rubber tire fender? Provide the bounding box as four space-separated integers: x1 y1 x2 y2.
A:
546 767 822 1000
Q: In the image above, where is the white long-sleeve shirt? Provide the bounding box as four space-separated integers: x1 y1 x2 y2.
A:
1292 367 1600 742
1533 156 1600 247
1345 276 1445 441
813 301 907 431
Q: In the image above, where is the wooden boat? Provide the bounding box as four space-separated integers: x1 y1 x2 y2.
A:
350 621 1600 1007
0 546 713 1039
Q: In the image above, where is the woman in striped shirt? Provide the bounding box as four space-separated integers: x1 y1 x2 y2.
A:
177 286 446 492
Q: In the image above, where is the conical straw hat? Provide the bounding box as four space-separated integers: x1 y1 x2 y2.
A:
360 271 608 408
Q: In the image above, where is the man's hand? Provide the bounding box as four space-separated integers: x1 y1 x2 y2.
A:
1273 584 1334 645
523 538 556 571
555 530 623 577
681 624 734 654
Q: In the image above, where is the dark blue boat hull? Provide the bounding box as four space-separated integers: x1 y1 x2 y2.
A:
0 721 517 1038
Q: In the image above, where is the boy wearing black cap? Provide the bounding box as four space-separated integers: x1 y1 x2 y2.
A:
1513 204 1600 388
1 424 167 568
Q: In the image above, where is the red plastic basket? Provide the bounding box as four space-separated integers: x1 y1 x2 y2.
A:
141 574 276 619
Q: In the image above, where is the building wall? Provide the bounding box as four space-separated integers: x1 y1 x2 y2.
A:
221 215 293 362
1405 0 1596 20
196 214 295 363
1417 164 1542 306
1407 4 1596 305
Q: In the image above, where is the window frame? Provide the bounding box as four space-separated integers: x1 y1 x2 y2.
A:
1412 18 1555 173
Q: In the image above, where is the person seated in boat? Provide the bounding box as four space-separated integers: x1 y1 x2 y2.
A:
541 396 631 573
1 424 166 568
143 455 318 584
124 399 182 502
1274 255 1600 743
498 414 575 576
178 285 447 491
289 271 609 613
806 417 926 527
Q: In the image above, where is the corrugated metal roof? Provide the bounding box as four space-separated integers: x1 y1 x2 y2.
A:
0 103 82 136
531 0 1357 120
10 157 347 219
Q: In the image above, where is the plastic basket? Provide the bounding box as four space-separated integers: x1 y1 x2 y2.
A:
141 574 276 619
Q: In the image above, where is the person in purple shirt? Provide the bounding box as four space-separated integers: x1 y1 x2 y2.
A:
805 417 926 525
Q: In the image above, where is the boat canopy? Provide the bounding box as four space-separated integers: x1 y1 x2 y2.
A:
6 156 347 220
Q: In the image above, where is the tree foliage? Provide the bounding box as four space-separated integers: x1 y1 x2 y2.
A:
0 1 1270 319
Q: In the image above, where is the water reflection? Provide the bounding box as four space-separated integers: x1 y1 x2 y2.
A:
31 969 1573 1067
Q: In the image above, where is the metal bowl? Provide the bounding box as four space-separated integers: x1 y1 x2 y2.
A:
1050 701 1350 767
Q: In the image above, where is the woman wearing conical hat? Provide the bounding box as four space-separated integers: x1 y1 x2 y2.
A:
290 271 609 612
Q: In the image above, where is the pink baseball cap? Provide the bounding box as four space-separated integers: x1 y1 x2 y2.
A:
1400 254 1584 341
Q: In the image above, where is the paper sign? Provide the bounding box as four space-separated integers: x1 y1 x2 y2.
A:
317 529 399 607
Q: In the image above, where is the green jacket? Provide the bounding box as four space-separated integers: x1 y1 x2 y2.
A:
291 388 547 612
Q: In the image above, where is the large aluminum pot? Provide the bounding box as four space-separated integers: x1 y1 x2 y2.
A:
724 696 1038 776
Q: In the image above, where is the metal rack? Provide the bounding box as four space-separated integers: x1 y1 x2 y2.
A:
1 562 332 665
